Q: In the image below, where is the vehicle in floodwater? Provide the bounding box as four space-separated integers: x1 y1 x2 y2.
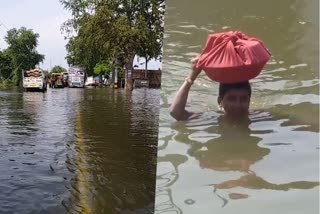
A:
50 73 64 88
68 66 86 88
22 68 47 92
62 72 69 87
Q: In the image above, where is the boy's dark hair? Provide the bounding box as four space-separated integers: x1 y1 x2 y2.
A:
218 81 251 102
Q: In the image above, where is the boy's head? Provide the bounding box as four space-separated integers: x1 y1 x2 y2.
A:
217 81 251 118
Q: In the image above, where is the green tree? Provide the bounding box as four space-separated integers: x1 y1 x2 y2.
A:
135 0 164 71
60 0 164 79
4 27 45 85
51 65 67 73
0 50 14 80
94 62 111 76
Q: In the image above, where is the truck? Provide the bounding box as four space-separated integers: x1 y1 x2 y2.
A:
62 72 69 87
68 66 86 88
22 68 47 92
50 73 64 88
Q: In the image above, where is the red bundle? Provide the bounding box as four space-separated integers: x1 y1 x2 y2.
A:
196 31 271 83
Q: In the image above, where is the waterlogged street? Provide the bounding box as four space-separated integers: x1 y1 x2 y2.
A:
156 0 319 213
0 87 160 214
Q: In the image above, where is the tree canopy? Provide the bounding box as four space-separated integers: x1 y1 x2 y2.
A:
0 50 14 80
51 65 67 73
60 0 164 76
5 27 44 71
0 27 44 85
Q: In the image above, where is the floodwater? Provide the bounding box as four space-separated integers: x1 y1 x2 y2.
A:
0 87 160 214
156 0 319 213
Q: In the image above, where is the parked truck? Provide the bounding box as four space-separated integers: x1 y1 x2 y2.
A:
22 68 47 92
50 73 64 88
68 66 86 88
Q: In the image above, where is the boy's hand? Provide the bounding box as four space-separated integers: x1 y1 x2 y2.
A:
189 55 202 81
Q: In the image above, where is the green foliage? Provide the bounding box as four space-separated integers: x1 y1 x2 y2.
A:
51 65 67 73
3 27 44 85
117 66 125 78
5 27 45 70
93 62 111 76
0 50 14 80
60 0 164 76
0 78 14 89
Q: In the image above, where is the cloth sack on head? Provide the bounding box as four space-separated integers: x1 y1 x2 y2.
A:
196 31 271 83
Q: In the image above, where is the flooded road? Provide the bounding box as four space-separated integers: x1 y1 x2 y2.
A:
0 87 160 213
156 0 319 213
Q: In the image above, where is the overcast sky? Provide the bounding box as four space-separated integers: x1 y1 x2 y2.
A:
0 0 71 70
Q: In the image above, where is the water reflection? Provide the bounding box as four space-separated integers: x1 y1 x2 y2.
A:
188 116 270 173
64 89 159 213
156 155 186 214
0 89 76 213
189 115 318 206
157 0 319 212
0 88 159 213
156 111 319 213
6 92 39 137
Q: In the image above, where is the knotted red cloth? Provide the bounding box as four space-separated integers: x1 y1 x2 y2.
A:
196 31 271 83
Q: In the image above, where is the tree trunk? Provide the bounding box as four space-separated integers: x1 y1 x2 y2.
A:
145 57 148 79
124 55 135 91
109 68 115 88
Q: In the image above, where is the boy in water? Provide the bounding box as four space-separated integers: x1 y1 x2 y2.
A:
170 56 251 121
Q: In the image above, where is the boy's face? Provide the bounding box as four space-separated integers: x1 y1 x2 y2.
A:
219 89 250 118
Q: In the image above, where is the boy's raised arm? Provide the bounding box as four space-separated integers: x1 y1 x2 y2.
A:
169 56 202 121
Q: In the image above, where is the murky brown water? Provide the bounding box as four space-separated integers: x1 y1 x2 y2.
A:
156 0 319 213
0 87 159 214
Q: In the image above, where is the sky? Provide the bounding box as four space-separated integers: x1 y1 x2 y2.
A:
0 0 162 71
0 0 72 70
